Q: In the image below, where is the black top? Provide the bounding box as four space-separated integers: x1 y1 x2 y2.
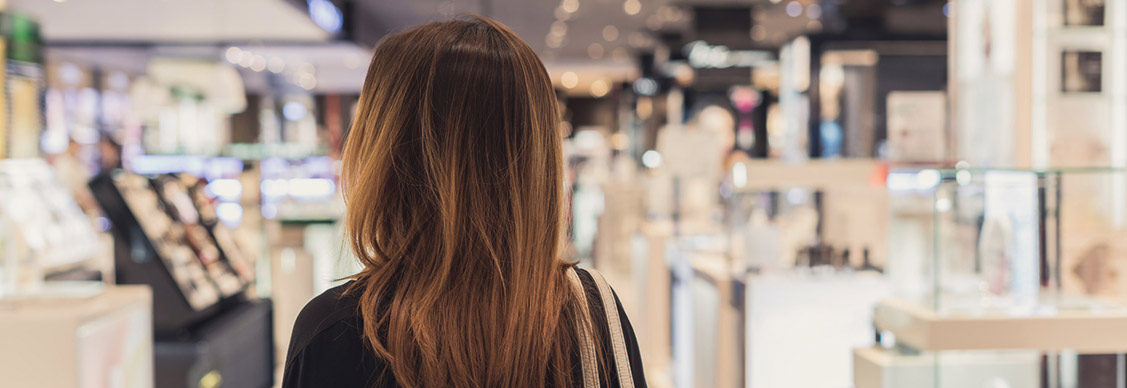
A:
282 268 648 388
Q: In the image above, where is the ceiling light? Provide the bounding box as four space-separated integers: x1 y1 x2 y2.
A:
551 21 568 36
299 74 317 90
590 79 609 97
561 0 579 13
238 53 254 68
624 0 641 15
561 72 579 89
602 25 619 42
268 57 286 73
251 55 267 72
786 1 803 17
225 47 242 64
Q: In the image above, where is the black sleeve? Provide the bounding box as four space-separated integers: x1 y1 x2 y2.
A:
610 288 648 388
282 321 380 388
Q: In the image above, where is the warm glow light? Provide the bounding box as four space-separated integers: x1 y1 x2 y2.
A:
610 133 629 150
624 0 641 15
590 79 609 97
561 0 579 13
299 74 317 90
602 25 619 42
561 72 579 89
554 7 572 20
551 20 568 36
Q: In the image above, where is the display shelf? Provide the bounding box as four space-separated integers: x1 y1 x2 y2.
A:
853 347 1040 388
731 159 885 191
89 171 249 333
874 297 1127 352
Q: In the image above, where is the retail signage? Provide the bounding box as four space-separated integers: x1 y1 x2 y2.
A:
683 40 773 69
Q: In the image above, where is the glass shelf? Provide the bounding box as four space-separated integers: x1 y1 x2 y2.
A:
887 167 1127 316
855 346 1126 388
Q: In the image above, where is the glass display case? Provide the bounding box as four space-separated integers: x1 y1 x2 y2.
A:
887 166 1127 315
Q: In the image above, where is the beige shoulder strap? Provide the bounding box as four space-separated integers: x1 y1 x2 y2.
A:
587 269 636 388
566 267 599 388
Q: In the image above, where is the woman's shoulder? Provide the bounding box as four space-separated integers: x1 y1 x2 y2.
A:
284 281 388 388
288 281 364 355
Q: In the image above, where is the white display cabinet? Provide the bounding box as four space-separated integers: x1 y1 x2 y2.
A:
0 285 153 388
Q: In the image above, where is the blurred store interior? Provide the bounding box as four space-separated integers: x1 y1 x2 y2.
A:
3 0 1127 387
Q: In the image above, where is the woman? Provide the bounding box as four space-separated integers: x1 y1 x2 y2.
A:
282 16 646 388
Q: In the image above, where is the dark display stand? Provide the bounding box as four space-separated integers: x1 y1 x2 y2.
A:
155 299 275 388
90 172 228 333
90 171 274 388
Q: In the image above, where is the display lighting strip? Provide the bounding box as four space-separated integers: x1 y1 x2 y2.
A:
224 46 317 91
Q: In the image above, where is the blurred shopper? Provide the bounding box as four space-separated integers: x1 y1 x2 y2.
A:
283 16 646 388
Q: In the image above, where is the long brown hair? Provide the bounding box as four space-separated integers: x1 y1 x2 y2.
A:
341 16 591 387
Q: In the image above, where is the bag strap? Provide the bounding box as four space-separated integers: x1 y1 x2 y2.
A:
566 267 599 388
587 269 636 388
567 267 636 388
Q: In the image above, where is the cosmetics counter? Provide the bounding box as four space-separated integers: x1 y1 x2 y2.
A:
89 169 273 388
0 158 156 388
855 167 1127 388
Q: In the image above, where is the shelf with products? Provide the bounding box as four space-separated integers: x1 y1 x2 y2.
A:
89 170 251 333
724 159 889 273
0 159 102 293
886 166 1126 316
859 166 1127 386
